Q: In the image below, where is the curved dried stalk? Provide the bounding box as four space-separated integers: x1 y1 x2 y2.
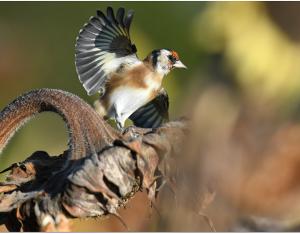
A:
0 89 188 231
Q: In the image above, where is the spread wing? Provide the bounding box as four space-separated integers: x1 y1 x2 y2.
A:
75 7 140 95
129 89 169 128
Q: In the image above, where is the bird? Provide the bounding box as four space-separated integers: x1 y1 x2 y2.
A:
75 7 186 131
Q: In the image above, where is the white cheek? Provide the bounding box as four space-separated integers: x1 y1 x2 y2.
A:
156 64 170 76
156 54 172 75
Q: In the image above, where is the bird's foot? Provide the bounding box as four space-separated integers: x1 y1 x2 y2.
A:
116 119 140 139
122 126 140 139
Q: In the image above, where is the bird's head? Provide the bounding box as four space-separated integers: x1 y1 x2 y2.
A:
147 49 187 76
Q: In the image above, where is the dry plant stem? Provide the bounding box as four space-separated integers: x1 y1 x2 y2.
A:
198 212 217 232
0 88 188 232
197 191 217 232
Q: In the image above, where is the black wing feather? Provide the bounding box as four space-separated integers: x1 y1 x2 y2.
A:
116 8 125 28
124 10 134 34
75 7 138 96
106 7 118 26
129 89 169 128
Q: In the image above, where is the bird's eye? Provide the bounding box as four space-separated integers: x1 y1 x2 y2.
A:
168 55 176 63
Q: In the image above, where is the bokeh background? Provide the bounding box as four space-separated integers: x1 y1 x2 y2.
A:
2 1 300 231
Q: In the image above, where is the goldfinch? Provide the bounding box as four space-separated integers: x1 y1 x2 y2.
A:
75 7 186 130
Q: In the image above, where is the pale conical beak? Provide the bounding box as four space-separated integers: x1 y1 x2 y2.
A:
173 60 187 69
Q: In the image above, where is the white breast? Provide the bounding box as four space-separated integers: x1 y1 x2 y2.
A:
108 86 152 126
106 72 162 127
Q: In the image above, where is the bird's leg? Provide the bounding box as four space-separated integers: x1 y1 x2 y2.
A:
114 105 125 132
115 111 139 138
116 121 124 132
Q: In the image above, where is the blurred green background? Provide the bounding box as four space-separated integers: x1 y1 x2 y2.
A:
2 2 300 231
0 2 201 169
